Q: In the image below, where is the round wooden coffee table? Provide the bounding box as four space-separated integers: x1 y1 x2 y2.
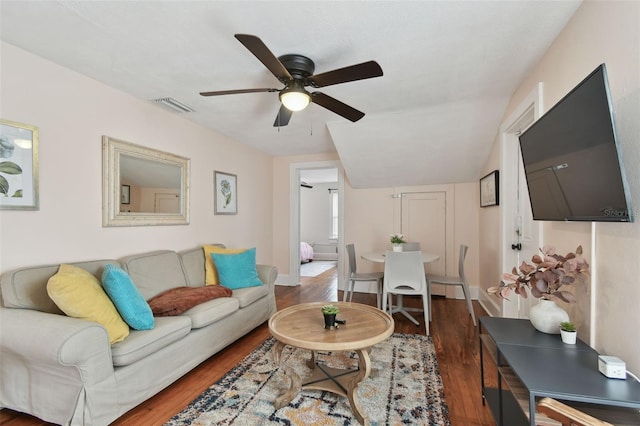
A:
268 301 394 425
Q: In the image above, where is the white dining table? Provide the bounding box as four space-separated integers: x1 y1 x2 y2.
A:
361 251 440 264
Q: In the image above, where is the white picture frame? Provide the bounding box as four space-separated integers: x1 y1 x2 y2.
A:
214 171 237 215
0 119 39 210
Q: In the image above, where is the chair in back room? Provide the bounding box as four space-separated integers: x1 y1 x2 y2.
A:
343 243 384 309
426 244 476 326
402 242 421 251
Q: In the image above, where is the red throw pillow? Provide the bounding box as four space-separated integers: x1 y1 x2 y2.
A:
147 286 232 316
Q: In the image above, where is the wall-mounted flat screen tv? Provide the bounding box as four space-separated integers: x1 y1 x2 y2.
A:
518 64 633 222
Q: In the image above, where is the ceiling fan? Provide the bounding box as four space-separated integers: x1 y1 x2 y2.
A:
200 34 383 127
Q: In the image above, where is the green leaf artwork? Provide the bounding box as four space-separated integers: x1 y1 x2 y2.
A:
220 179 232 207
0 160 23 197
0 175 8 196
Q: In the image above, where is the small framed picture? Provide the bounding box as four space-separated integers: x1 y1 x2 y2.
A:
480 170 499 207
0 119 39 210
214 171 237 215
121 184 131 205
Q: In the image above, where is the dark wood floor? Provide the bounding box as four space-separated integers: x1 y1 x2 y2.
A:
0 267 495 425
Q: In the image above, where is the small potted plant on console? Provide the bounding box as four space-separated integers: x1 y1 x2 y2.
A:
560 321 577 344
321 304 340 329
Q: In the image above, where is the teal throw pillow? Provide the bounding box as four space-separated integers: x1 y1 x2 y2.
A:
211 248 264 290
102 264 154 330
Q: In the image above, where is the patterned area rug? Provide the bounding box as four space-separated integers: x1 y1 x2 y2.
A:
300 260 337 277
166 333 450 425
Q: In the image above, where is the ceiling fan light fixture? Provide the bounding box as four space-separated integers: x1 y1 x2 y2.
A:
280 88 310 112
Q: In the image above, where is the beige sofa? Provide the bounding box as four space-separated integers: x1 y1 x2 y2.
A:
0 246 277 425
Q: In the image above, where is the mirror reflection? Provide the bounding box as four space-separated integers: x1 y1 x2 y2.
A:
102 136 190 227
119 154 181 214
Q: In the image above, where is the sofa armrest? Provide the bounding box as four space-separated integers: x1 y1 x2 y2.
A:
256 264 277 292
0 307 115 385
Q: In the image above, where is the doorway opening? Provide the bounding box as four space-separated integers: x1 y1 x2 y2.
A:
289 161 344 290
498 83 543 318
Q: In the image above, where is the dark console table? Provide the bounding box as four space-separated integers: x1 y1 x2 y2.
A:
479 316 640 425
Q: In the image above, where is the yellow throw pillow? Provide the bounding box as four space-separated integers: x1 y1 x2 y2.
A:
47 264 129 344
203 245 246 285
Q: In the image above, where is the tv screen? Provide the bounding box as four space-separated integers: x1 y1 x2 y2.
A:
518 64 633 222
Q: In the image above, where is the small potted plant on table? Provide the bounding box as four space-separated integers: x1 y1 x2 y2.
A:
321 304 340 329
560 321 577 344
390 233 406 252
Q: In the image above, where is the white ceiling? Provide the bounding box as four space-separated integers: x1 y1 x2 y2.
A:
0 1 581 188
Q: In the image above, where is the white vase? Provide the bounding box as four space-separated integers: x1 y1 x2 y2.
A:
392 244 403 252
528 299 569 334
560 329 577 344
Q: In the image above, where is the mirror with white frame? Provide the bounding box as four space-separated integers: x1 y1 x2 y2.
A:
102 136 190 226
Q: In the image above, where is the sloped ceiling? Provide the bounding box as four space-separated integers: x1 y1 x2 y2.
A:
0 1 581 188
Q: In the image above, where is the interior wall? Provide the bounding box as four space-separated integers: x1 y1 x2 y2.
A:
272 153 339 277
481 1 640 374
0 42 274 271
478 141 502 316
272 153 481 297
300 182 336 244
344 182 480 296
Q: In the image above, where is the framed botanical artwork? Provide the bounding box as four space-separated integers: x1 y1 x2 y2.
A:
121 184 131 204
480 170 499 207
214 171 237 215
0 119 39 210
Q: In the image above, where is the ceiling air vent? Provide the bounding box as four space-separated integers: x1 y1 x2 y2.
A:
152 97 195 113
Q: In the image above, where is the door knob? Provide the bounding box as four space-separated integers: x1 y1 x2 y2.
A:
511 243 522 251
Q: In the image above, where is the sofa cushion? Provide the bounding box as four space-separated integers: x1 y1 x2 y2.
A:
147 285 232 316
232 284 270 308
102 264 154 330
203 244 246 285
181 297 240 329
178 247 207 286
211 248 263 290
47 264 129 344
1 260 115 314
119 250 187 300
110 316 191 366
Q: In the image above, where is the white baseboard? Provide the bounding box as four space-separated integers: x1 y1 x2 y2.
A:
478 290 500 317
313 254 338 261
275 274 299 287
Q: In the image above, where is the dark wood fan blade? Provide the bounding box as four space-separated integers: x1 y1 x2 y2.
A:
273 104 293 127
200 88 279 96
311 92 365 122
235 34 292 83
307 61 383 88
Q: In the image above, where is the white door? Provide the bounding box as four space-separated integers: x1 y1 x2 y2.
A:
401 192 447 295
500 87 542 318
155 193 180 213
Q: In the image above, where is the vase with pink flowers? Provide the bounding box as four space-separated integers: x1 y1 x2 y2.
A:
488 245 590 333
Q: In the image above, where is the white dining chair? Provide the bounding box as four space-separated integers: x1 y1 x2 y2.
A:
426 244 476 326
382 250 429 334
402 242 421 251
343 243 384 309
